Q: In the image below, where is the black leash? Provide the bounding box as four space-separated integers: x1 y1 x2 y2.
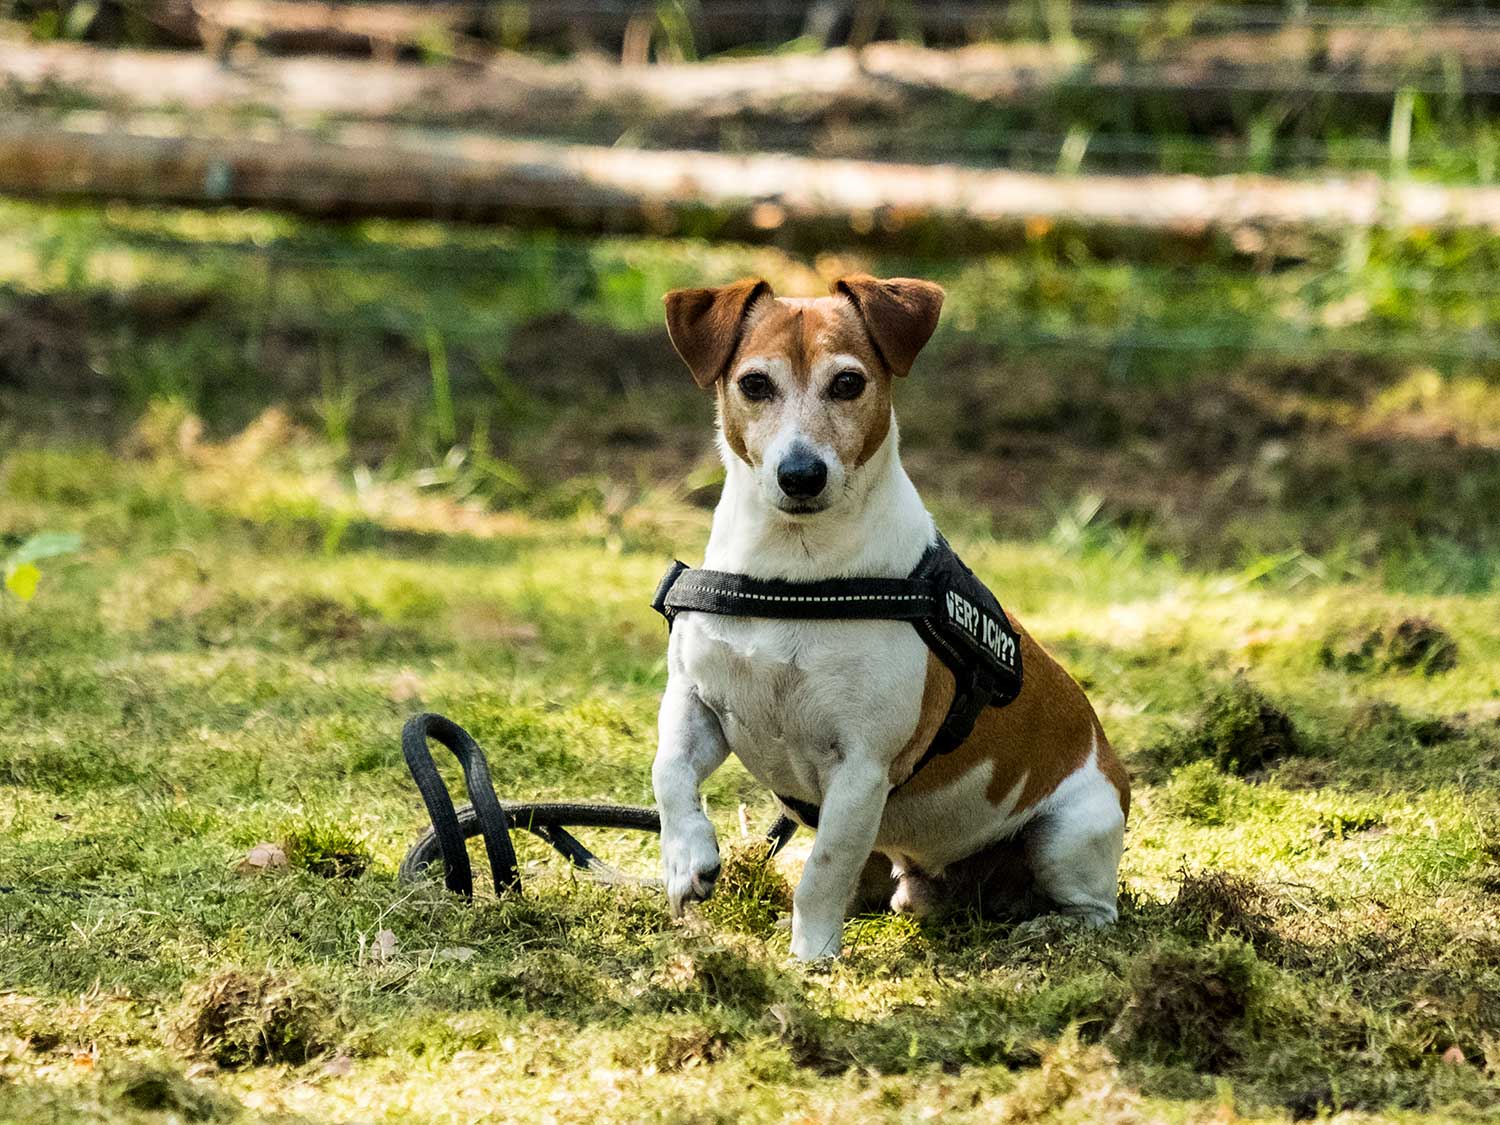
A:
399 712 797 898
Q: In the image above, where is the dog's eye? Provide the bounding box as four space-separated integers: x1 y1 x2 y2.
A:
738 372 774 401
829 370 866 400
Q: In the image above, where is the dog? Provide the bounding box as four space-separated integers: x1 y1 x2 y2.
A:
651 275 1129 960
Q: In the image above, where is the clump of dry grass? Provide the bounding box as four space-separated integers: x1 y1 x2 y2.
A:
1169 868 1279 951
612 1014 734 1073
697 838 793 937
1347 699 1464 750
1321 616 1460 676
175 968 335 1069
280 819 373 880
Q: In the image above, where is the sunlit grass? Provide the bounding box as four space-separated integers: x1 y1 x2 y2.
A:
1 425 1498 1121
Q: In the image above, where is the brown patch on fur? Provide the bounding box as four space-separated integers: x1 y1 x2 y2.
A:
855 399 892 467
895 618 1130 819
663 278 772 389
889 652 956 786
832 275 945 379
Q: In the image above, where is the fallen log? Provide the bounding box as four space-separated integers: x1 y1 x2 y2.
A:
4 36 1500 158
190 1 487 61
2 112 1498 259
0 39 1062 131
94 1 1500 59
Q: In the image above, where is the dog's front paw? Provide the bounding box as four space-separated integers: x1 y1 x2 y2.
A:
662 820 721 917
789 916 842 962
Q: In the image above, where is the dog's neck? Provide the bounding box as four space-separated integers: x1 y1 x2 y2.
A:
703 413 934 580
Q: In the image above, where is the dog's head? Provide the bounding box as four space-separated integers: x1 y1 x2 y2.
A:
663 275 943 516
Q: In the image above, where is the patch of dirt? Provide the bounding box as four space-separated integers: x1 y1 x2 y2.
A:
0 290 230 396
0 294 98 396
505 312 682 400
1249 352 1403 405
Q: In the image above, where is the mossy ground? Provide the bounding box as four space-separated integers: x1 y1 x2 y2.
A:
2 204 1500 1122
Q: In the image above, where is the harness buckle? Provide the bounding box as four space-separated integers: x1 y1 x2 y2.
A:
650 560 689 626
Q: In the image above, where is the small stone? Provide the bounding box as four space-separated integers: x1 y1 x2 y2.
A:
237 843 288 875
1442 1044 1466 1066
370 929 399 964
322 1054 354 1077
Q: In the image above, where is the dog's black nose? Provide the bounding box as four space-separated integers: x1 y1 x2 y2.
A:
777 450 828 500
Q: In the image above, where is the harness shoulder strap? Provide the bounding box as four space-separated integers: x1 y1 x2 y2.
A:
899 535 1023 780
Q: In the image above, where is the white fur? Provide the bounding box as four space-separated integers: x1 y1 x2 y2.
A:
653 407 1123 958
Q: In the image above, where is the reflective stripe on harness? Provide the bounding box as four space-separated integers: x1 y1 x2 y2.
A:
650 534 1023 805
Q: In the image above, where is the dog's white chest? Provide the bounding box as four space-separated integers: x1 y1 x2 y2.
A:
672 614 926 803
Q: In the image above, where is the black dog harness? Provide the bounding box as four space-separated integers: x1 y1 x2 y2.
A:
651 535 1023 825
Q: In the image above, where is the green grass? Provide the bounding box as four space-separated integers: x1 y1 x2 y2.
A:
1 196 1499 1120
1 424 1498 1122
5 199 1500 593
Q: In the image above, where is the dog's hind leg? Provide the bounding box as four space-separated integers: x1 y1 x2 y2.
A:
889 861 942 917
1024 766 1125 927
851 852 898 914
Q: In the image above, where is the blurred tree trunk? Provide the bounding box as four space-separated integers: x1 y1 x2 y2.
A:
5 38 1495 142
2 113 1498 260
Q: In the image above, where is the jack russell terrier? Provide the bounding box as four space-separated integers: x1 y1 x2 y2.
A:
649 275 1130 960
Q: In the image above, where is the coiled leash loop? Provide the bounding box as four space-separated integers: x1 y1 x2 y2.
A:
399 711 798 898
400 712 522 896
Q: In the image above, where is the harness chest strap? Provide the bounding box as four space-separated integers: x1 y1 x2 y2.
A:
649 536 1024 812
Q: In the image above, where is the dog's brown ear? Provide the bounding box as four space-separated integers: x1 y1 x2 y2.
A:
832 275 944 377
663 278 773 389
